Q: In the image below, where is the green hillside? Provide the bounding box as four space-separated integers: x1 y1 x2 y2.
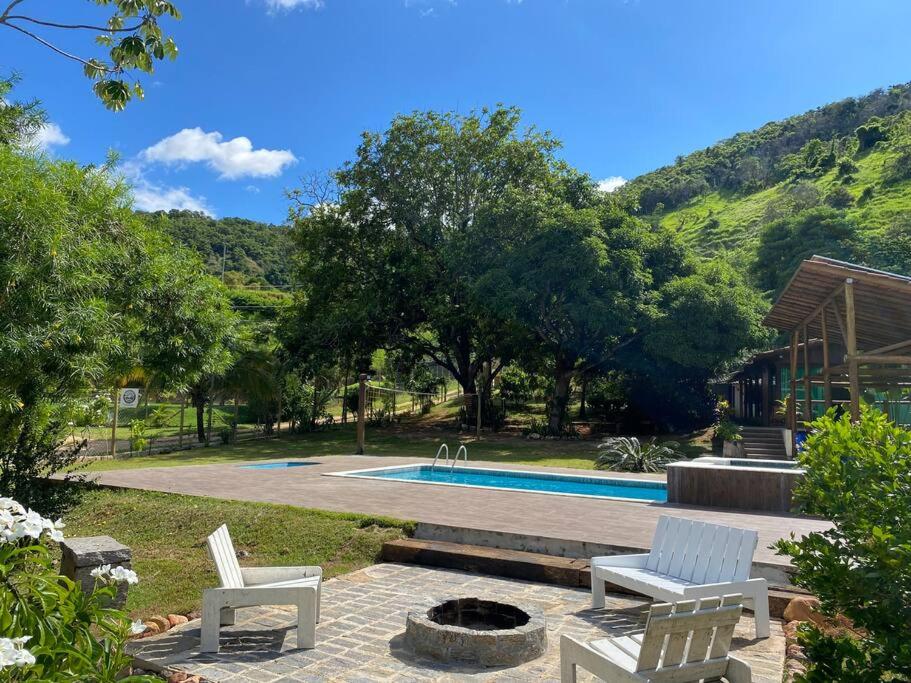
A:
139 210 294 287
627 83 911 284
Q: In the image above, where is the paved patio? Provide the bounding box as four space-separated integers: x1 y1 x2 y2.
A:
130 563 786 682
96 455 829 569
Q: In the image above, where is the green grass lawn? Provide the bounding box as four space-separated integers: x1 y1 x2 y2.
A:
84 420 712 472
64 488 412 619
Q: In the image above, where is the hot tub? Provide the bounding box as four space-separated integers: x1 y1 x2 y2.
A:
666 457 804 512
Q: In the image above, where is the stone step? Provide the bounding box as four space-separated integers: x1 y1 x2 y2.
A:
382 538 801 618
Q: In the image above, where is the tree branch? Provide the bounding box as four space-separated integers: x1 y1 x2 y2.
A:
0 20 118 72
5 15 144 32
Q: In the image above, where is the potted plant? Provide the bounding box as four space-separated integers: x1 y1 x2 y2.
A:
715 419 743 457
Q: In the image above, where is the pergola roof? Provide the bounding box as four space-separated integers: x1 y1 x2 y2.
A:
764 256 911 353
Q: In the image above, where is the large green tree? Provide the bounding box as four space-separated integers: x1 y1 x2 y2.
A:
0 142 235 513
287 106 562 394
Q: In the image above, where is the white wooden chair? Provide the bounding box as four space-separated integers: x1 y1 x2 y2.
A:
201 524 322 652
561 594 752 682
591 516 770 639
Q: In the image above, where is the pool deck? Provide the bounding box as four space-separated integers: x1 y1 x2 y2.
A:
94 455 829 571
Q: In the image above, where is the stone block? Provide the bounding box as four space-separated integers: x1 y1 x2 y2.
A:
60 536 132 608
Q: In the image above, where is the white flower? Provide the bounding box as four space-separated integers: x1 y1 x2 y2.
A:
90 564 112 580
0 498 25 515
0 636 35 668
109 566 139 585
18 510 46 539
130 620 147 635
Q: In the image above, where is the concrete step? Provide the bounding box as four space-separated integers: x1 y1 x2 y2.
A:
381 538 803 618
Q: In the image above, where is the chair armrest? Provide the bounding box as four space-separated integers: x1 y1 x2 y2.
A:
241 566 322 586
682 577 766 599
591 553 650 569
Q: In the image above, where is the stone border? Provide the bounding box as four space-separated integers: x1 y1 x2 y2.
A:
405 597 547 667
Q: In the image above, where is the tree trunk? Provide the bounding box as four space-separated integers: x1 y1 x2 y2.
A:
548 355 575 434
579 374 588 419
195 401 206 442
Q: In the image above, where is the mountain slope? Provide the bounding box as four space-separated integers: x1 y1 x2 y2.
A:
627 83 911 270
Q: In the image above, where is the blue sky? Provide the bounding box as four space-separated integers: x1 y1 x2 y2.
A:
8 0 911 224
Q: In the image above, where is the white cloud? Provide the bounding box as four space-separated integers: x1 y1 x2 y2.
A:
141 127 297 180
262 0 323 11
132 182 214 216
245 185 261 194
119 160 214 216
597 176 627 193
31 122 70 150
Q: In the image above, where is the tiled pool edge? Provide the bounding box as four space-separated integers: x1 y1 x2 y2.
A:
325 463 667 503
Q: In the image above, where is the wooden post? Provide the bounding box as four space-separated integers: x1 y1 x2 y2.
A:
276 389 282 435
802 326 812 422
821 311 832 410
844 278 860 421
206 392 213 446
761 365 771 426
178 395 186 449
233 392 240 438
356 373 367 454
789 329 799 455
110 388 119 457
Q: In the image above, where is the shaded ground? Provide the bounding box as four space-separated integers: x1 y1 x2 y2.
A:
130 563 786 682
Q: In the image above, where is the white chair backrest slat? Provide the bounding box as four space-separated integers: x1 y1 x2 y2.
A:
687 522 718 584
732 529 759 582
667 520 704 579
207 525 244 589
645 516 670 572
636 594 743 677
702 524 732 584
655 517 682 575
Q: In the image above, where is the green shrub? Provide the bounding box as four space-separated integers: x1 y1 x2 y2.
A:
595 436 681 472
128 420 147 454
775 406 911 681
714 420 742 442
0 498 153 681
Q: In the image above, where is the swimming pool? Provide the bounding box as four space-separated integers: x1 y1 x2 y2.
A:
328 464 667 502
241 461 317 470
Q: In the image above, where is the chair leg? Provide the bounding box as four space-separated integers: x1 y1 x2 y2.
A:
296 589 317 649
560 637 578 683
751 587 771 639
316 580 321 623
201 595 222 653
220 607 236 626
591 573 606 609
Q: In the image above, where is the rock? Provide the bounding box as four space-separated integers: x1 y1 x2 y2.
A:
782 620 800 642
167 614 189 627
185 610 201 621
786 643 807 661
143 621 161 635
148 615 171 632
783 596 821 624
235 550 251 558
166 673 188 683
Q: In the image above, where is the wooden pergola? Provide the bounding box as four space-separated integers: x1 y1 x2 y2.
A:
764 256 911 450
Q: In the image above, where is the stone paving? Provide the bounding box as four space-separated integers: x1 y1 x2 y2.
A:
130 563 785 682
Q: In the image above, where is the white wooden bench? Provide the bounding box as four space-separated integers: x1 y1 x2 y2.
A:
561 594 752 682
591 516 770 639
201 525 322 652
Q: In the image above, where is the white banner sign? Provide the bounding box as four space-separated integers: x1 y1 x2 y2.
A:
118 388 142 409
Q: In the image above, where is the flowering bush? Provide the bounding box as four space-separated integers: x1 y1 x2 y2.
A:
0 498 154 682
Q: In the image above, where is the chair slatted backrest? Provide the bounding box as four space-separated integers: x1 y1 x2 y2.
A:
636 594 743 679
645 516 757 584
207 524 245 589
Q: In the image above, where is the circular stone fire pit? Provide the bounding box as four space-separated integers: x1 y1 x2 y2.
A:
405 597 547 667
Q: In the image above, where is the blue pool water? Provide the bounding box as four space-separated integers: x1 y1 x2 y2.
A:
337 465 667 502
241 461 316 470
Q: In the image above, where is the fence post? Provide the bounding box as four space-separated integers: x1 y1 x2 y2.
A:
206 396 213 446
356 373 367 455
276 391 282 435
110 388 119 457
178 395 185 449
233 392 240 439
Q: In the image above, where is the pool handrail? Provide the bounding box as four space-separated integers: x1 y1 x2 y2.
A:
451 444 468 470
431 443 449 469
